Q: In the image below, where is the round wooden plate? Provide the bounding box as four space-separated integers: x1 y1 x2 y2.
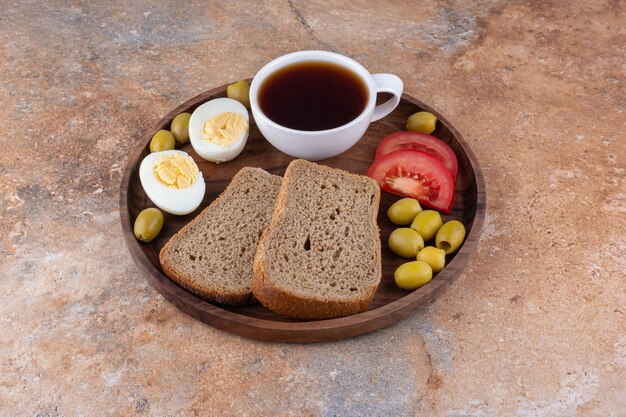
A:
119 81 486 343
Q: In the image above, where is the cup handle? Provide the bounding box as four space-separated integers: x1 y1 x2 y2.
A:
371 74 404 122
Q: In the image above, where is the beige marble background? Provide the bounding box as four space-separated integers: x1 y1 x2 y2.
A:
1 1 624 416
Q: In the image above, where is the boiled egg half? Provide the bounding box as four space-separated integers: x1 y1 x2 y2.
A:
189 98 249 163
139 150 205 215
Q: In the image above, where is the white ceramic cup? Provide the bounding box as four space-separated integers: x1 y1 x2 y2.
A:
249 51 403 161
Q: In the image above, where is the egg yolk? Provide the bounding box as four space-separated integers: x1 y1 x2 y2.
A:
202 112 248 147
153 153 199 189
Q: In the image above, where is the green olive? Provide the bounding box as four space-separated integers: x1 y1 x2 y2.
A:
394 261 433 290
407 111 437 134
134 208 164 242
170 112 191 144
410 210 442 241
387 198 422 225
435 220 466 254
150 130 176 153
416 246 446 273
388 228 424 258
227 80 251 109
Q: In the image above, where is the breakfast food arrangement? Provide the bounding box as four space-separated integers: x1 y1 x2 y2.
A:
120 50 484 342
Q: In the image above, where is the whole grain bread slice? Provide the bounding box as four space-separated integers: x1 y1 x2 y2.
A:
160 167 282 305
252 159 382 320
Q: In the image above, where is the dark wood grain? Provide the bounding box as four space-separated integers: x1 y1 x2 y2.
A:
119 81 486 343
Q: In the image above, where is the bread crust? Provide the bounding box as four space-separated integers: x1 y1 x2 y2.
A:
160 258 253 306
160 167 278 306
252 160 382 320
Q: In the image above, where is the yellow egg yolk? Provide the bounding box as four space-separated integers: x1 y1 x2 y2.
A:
202 112 248 147
153 153 199 189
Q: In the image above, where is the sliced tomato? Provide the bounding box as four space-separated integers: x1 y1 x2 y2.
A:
366 149 454 213
375 131 458 181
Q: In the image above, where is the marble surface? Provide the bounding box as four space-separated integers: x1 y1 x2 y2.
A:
1 1 624 416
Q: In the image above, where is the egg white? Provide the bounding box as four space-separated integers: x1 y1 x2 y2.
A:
139 150 205 215
189 97 249 163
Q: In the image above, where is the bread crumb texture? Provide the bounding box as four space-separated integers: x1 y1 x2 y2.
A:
262 160 381 302
160 167 281 304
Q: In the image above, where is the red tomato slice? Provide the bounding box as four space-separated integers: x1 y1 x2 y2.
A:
366 149 455 213
375 131 458 181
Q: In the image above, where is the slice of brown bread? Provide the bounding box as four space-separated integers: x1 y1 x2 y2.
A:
160 167 282 305
252 159 382 320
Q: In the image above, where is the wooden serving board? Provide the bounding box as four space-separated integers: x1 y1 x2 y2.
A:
119 82 486 343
